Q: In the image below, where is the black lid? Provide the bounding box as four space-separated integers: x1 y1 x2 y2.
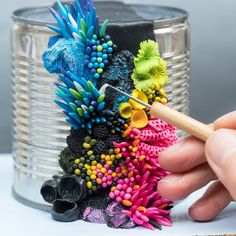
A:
12 1 188 26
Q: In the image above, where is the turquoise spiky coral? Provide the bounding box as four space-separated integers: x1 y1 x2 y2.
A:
54 69 110 130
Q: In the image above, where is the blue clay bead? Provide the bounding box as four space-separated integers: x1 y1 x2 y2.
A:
94 73 100 79
88 63 93 69
91 39 96 45
102 43 108 49
91 57 97 63
94 62 99 68
96 40 100 45
92 45 97 51
84 59 89 65
104 60 109 64
97 57 103 63
86 47 91 54
102 54 108 60
105 35 111 41
91 68 96 74
91 52 97 57
97 52 102 57
107 41 113 47
99 63 105 68
107 47 113 53
103 49 107 54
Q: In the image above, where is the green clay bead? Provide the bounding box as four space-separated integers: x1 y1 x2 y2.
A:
78 163 84 169
92 186 97 191
85 136 91 143
87 150 93 156
97 68 103 74
90 139 97 145
97 45 103 52
83 143 91 149
89 155 96 161
108 149 114 155
80 157 85 163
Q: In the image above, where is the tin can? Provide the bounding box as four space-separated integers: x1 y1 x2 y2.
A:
11 3 190 210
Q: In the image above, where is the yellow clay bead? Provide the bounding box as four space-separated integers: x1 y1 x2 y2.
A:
101 168 107 173
92 170 97 175
83 143 91 149
101 154 106 159
74 169 81 175
97 163 102 169
105 156 110 161
92 160 97 166
84 164 91 170
90 174 96 180
74 159 80 164
87 181 92 189
112 173 117 177
87 170 92 175
106 161 113 166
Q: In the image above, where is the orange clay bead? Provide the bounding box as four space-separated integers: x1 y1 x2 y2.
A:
145 164 152 170
105 155 110 161
132 147 138 152
128 171 134 178
128 145 133 150
106 161 113 166
97 163 102 169
122 200 132 207
111 186 116 192
96 178 103 184
117 173 122 177
133 185 140 190
137 206 147 212
91 166 96 171
114 148 120 154
132 140 140 146
139 155 145 161
122 127 132 138
130 152 136 157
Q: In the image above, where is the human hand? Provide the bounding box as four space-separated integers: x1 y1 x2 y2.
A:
157 111 236 221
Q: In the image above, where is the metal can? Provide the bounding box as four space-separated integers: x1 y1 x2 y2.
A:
11 3 190 209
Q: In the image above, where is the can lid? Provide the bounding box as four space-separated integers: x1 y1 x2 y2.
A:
12 1 188 26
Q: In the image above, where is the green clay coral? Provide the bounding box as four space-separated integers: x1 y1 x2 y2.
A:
134 40 160 75
132 40 168 93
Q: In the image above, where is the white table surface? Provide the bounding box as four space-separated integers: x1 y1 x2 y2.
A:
1 153 236 236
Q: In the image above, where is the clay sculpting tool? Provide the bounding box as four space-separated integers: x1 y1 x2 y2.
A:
100 83 214 142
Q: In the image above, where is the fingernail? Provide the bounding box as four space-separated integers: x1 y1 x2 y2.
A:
159 139 185 157
206 129 236 166
159 174 182 184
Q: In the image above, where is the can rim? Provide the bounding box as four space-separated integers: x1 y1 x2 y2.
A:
12 4 188 26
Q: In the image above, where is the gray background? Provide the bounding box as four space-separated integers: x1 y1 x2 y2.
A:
1 0 236 153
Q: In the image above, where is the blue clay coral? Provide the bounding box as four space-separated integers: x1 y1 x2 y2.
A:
46 0 115 79
43 37 84 76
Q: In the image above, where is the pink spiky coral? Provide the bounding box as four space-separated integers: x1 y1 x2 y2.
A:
108 117 177 230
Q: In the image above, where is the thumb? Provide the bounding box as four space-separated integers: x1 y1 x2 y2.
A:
205 129 236 200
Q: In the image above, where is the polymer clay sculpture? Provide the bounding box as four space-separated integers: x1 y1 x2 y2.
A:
41 0 178 230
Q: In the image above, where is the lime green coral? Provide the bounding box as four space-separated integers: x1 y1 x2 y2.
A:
131 40 168 93
134 40 160 75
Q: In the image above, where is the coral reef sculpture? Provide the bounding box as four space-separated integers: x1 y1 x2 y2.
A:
41 0 178 231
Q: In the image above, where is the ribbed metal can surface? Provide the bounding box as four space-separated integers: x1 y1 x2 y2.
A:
11 3 190 209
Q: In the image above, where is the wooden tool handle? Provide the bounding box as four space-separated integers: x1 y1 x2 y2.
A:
150 102 214 142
